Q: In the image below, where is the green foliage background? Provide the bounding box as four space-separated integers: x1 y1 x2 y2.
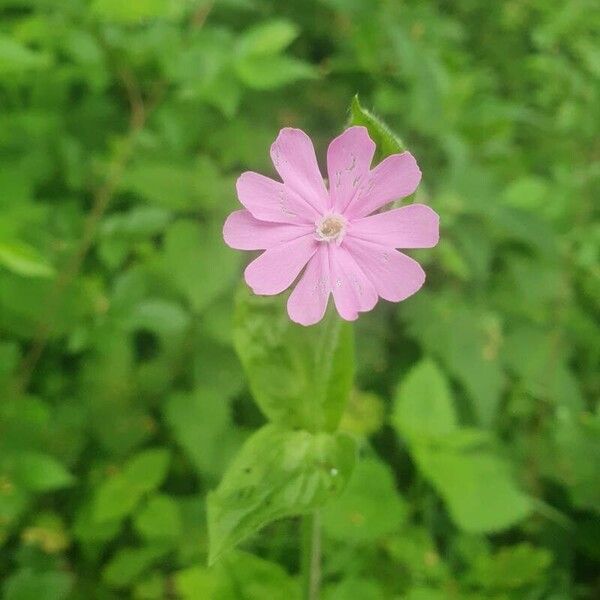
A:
0 0 598 598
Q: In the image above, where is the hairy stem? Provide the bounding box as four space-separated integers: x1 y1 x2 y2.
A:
301 511 322 600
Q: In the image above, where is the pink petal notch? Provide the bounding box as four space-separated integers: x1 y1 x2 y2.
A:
270 128 329 214
327 126 375 214
349 204 439 249
223 125 439 325
287 246 331 326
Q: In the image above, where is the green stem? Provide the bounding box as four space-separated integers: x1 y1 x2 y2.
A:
301 511 322 600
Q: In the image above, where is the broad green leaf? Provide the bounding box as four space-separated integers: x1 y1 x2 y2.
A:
0 482 29 545
3 568 71 600
324 578 386 600
403 293 504 426
176 551 301 600
0 36 50 74
13 453 75 492
174 566 218 599
91 0 186 22
122 162 203 210
236 20 299 57
134 495 182 541
93 449 170 523
103 545 170 588
415 445 532 533
548 410 600 511
348 95 405 161
235 55 317 90
216 551 301 599
392 359 458 441
126 299 190 338
163 389 232 478
322 458 406 543
163 219 240 313
234 287 355 432
466 543 552 591
0 240 54 278
207 424 356 563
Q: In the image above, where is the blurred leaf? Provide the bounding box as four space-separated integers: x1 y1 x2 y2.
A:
235 55 317 90
216 551 301 599
348 95 405 161
0 240 54 278
548 410 600 511
236 20 299 56
207 424 356 563
2 568 71 600
416 445 533 533
234 287 355 432
163 219 240 313
163 388 232 477
174 566 217 599
13 452 74 492
324 578 386 600
93 449 170 523
322 458 406 543
404 293 504 425
466 542 552 591
91 0 187 22
0 35 50 74
103 545 170 588
393 359 458 441
134 495 182 541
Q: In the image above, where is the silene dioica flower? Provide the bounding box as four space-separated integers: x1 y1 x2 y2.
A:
223 127 439 325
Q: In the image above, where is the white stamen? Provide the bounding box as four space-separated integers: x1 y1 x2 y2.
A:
315 213 347 245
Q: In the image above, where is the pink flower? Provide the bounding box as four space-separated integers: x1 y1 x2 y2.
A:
223 127 439 326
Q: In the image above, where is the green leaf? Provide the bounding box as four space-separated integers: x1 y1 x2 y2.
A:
103 545 170 588
13 453 75 492
163 389 232 478
392 359 458 441
0 36 50 75
0 240 54 278
3 568 71 600
348 95 405 161
466 543 552 591
322 458 406 543
207 424 356 563
93 449 170 523
415 445 532 533
236 20 299 57
217 551 301 599
91 0 186 23
163 220 240 313
235 55 317 90
134 495 182 541
174 566 218 600
234 287 355 432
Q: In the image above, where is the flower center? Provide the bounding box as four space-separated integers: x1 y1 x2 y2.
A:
315 214 347 244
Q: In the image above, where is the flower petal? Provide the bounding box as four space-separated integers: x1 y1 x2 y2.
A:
223 210 313 250
236 171 317 224
244 234 317 296
345 152 422 219
349 204 439 248
330 244 378 321
270 128 329 214
344 237 426 302
287 245 331 326
327 126 375 213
